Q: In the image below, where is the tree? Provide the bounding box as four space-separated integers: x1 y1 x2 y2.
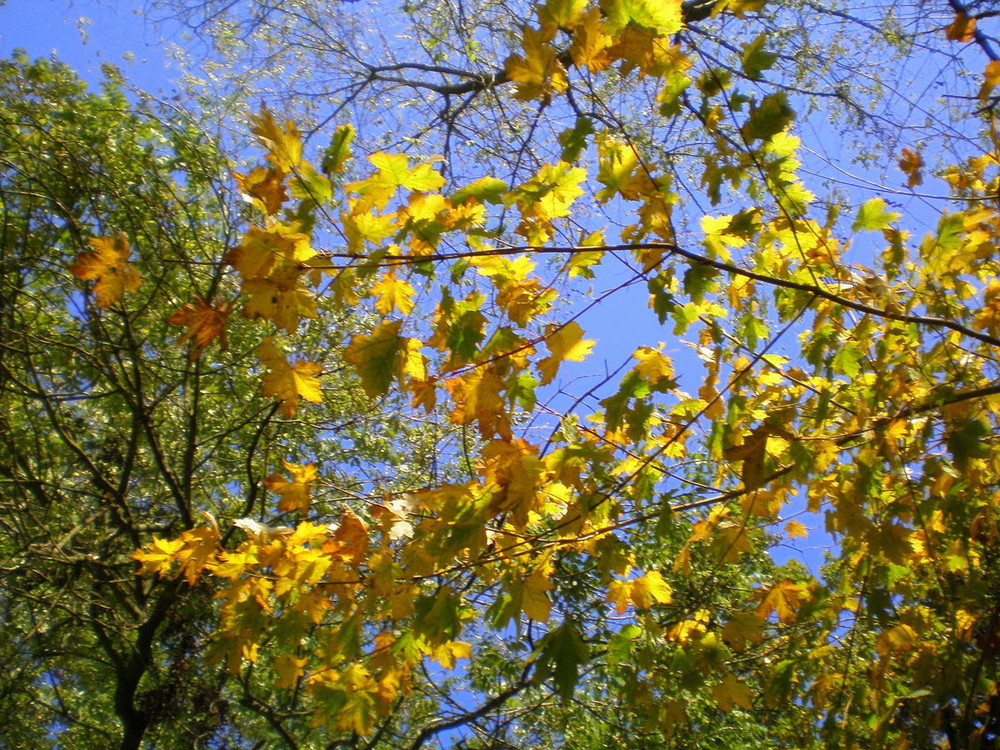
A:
8 0 1000 746
0 53 446 749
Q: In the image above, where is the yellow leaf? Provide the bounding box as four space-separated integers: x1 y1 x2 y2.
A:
69 233 141 308
505 25 569 102
233 165 288 216
370 273 417 316
250 105 302 171
265 459 319 513
607 578 633 614
569 7 613 72
980 60 1000 100
274 653 308 689
242 270 317 334
538 321 595 385
258 338 323 417
629 570 673 609
632 346 675 385
330 504 369 565
131 536 185 578
876 624 918 656
755 579 807 624
522 570 553 622
225 224 315 281
600 0 683 34
348 152 445 211
784 519 808 539
431 640 472 669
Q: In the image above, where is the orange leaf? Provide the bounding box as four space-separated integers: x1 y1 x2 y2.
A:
69 233 141 308
168 297 230 359
945 12 976 42
897 147 924 189
330 504 369 565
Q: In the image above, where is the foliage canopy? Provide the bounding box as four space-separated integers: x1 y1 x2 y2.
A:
5 0 1000 747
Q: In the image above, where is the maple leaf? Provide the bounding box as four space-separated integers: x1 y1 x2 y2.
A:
131 536 185 578
945 12 976 43
348 152 445 211
265 459 319 513
514 161 586 243
233 165 288 216
532 620 589 701
505 25 569 102
898 147 924 189
225 224 316 281
538 321 596 385
242 269 317 334
344 320 425 399
369 273 417 316
712 673 754 712
329 504 369 565
167 297 230 359
250 105 303 171
755 579 808 623
522 569 553 622
69 233 141 308
628 570 673 609
431 640 472 669
600 0 683 34
258 338 323 417
569 8 613 72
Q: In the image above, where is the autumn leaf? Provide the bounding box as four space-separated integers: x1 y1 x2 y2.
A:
600 0 683 34
242 271 317 334
168 297 230 359
329 504 369 565
233 165 288 216
131 536 185 578
344 320 425 398
712 673 754 712
69 233 141 308
522 569 553 622
265 459 319 513
569 8 613 72
898 147 924 189
250 105 303 171
945 12 976 43
505 25 569 102
369 273 417 316
538 321 595 384
755 579 808 623
348 152 445 211
258 338 323 417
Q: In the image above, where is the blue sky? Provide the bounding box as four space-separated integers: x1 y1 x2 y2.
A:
0 0 177 91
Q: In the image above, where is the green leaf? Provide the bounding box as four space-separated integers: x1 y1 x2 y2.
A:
741 34 777 80
451 176 509 204
559 117 595 163
852 197 901 231
321 123 355 175
740 93 795 143
532 620 590 701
